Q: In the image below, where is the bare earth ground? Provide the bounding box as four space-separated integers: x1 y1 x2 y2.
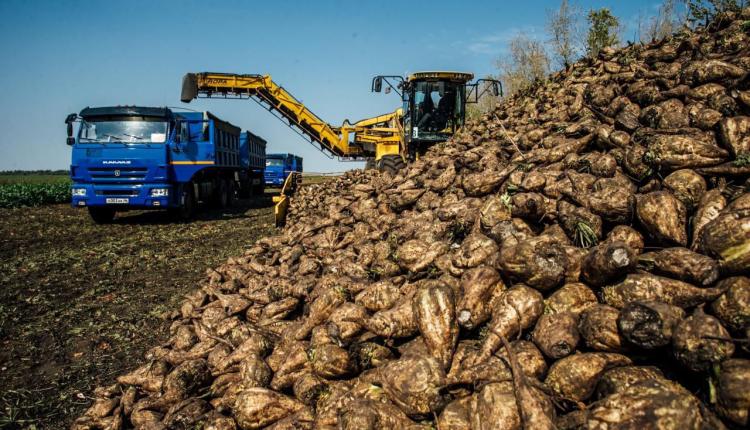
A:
0 197 277 429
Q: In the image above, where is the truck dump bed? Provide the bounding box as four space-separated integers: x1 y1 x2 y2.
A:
240 131 267 171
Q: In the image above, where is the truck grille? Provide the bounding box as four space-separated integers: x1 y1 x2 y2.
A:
95 189 139 197
88 167 147 181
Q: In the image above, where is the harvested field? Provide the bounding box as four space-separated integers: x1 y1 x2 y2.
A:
0 198 277 428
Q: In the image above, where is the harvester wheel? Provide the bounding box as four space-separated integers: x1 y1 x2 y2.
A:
378 155 406 175
364 158 377 170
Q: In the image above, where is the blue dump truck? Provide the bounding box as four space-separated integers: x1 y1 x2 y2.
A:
264 153 303 187
66 106 266 223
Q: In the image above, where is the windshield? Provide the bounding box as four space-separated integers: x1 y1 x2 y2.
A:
266 159 284 167
79 118 168 143
412 81 464 138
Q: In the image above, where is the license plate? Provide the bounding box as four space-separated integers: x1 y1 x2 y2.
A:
105 198 129 204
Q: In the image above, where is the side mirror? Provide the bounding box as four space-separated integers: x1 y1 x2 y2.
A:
373 77 382 93
492 83 500 97
65 113 77 145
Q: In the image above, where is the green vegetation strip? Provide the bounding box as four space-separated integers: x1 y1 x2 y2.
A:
0 181 71 208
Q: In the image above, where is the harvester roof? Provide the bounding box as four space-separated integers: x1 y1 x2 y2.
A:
406 71 474 83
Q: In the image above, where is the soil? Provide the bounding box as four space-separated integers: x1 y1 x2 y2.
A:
0 196 277 429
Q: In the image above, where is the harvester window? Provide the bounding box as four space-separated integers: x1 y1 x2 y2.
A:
414 82 439 131
413 81 462 133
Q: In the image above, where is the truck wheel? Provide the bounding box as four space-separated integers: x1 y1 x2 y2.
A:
238 179 251 198
378 155 406 175
254 183 265 196
214 179 229 208
227 181 237 207
174 183 196 221
88 207 115 224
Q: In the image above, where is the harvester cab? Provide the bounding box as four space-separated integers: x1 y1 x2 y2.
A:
371 72 502 160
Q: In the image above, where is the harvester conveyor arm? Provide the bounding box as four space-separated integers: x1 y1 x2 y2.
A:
181 73 360 158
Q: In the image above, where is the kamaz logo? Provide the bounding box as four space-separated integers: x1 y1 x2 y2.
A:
103 160 131 165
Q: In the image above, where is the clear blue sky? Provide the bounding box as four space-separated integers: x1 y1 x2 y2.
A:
0 0 662 172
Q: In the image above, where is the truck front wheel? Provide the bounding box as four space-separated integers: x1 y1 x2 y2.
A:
88 207 116 224
172 183 196 221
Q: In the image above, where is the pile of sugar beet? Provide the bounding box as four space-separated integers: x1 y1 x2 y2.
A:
73 11 750 430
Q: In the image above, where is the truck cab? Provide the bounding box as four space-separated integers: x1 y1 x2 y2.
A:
264 153 303 187
67 106 263 223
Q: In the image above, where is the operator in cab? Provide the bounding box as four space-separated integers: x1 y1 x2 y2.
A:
416 91 435 130
434 88 456 130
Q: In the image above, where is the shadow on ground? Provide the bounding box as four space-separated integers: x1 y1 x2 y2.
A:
111 195 275 225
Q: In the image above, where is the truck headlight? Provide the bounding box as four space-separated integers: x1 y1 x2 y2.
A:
150 188 169 197
71 188 86 197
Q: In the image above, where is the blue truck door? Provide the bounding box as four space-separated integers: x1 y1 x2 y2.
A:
170 117 215 183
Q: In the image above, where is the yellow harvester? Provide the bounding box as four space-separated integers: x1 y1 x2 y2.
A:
180 71 501 174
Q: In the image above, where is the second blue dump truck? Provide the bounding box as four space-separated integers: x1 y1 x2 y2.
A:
264 153 303 187
66 106 266 223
